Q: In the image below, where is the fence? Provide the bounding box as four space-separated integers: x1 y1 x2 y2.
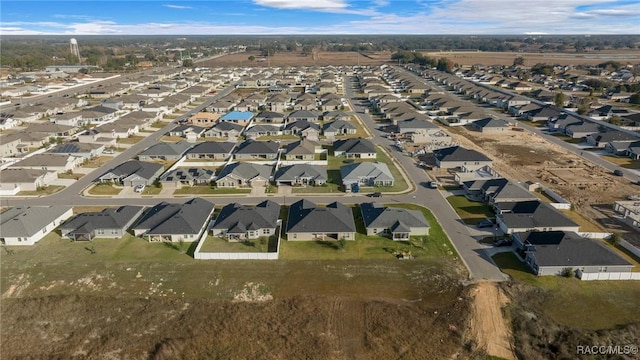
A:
576 232 612 239
541 187 572 210
620 239 640 259
578 271 640 281
193 220 281 260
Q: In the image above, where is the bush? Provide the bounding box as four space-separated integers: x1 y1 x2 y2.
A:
562 267 574 278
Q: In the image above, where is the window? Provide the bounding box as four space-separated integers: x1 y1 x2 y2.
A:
262 229 270 235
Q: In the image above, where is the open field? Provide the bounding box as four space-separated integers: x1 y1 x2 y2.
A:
423 50 640 66
201 51 393 67
1 229 473 359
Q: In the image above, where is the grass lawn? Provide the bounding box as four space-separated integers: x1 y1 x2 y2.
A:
174 186 251 195
601 155 640 169
280 204 459 261
198 235 275 253
141 186 162 195
82 156 112 168
17 185 65 196
559 209 603 232
550 133 584 144
492 252 640 330
149 121 167 128
256 134 299 141
446 195 494 225
116 135 145 145
57 172 85 180
291 183 341 193
532 190 557 203
87 184 122 196
160 136 187 142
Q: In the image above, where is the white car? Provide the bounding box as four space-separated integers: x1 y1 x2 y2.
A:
134 185 146 193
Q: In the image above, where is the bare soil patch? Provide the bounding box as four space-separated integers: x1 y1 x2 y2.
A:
424 51 640 66
201 51 392 67
467 282 515 360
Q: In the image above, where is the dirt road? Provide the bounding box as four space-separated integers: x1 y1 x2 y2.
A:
468 282 515 360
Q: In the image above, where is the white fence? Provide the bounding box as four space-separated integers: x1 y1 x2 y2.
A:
542 187 572 210
578 271 640 281
620 239 640 258
576 232 612 239
195 252 279 260
278 160 328 166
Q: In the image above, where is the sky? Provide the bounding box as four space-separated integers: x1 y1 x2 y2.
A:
1 0 639 35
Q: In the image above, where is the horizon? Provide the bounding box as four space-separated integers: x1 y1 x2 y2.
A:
2 0 639 36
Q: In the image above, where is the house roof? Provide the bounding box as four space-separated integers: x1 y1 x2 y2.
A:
340 162 393 183
234 140 280 155
286 200 356 234
397 119 439 133
60 206 144 235
360 203 428 232
132 198 214 235
244 124 282 134
255 111 285 119
50 142 103 154
161 167 215 182
323 120 356 133
491 181 538 202
434 146 491 163
285 139 318 155
0 168 53 183
333 138 376 154
100 160 163 181
138 141 193 157
274 164 327 182
516 231 632 268
209 122 244 132
216 162 272 181
212 200 281 233
284 120 320 132
220 111 254 121
187 141 235 155
0 206 72 237
11 153 78 167
472 117 509 128
497 200 578 230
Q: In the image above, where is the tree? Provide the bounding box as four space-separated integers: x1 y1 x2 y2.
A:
554 92 566 107
577 104 590 115
629 92 640 105
248 55 255 62
513 56 525 66
182 59 194 68
436 57 454 73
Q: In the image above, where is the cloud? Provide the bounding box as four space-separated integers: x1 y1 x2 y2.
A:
253 0 348 10
163 4 193 9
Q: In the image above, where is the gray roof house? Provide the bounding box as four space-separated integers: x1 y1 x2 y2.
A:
185 141 235 160
323 120 357 138
137 141 193 161
283 120 320 139
49 142 105 160
434 146 492 172
0 206 73 246
468 118 509 133
340 162 394 190
160 167 215 188
333 138 377 159
131 198 215 242
0 168 57 193
204 122 244 139
211 200 281 241
244 124 283 139
496 200 579 234
254 111 286 124
60 206 145 241
287 110 320 123
215 162 272 188
274 164 328 186
359 203 429 240
283 139 320 161
9 153 83 173
286 200 356 241
397 119 440 135
512 231 633 276
233 140 280 160
98 160 164 187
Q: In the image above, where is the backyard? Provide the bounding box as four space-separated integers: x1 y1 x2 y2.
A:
198 235 277 253
446 195 494 225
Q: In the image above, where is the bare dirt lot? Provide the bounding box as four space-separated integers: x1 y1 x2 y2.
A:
424 51 640 66
201 51 391 67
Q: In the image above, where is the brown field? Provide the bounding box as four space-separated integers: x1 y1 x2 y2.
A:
424 50 640 66
201 51 392 67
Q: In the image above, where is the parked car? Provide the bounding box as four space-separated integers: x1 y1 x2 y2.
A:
493 239 513 247
613 169 624 176
369 192 382 198
428 181 438 189
476 219 494 228
103 149 114 154
134 184 146 193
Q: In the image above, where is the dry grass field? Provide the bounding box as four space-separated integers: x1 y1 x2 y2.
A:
424 50 640 66
201 51 392 67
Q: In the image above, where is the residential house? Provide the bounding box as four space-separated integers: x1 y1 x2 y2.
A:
168 125 206 138
160 167 215 188
586 130 639 148
495 200 579 234
288 110 320 123
274 164 327 186
49 112 85 127
188 112 220 127
286 200 356 241
340 162 394 191
219 111 254 125
323 120 357 139
132 198 215 242
434 146 492 172
204 122 244 139
333 138 377 159
81 106 118 124
60 206 145 241
211 200 281 241
397 119 439 135
185 141 235 160
214 162 273 188
0 168 57 194
137 141 192 161
512 231 633 276
0 206 73 246
244 124 282 139
359 203 429 240
468 118 509 133
0 137 24 157
233 140 280 160
564 122 602 139
10 153 83 173
26 123 77 137
283 139 320 161
98 160 164 187
49 142 104 160
283 120 320 140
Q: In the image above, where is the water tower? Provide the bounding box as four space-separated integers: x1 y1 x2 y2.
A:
70 38 81 62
